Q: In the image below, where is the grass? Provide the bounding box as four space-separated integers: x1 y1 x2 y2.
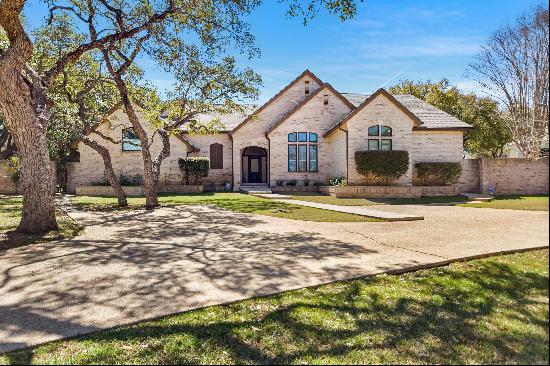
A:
290 193 464 206
0 196 81 251
2 249 548 365
72 193 381 222
459 195 549 211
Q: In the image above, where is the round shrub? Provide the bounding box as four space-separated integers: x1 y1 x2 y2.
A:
355 150 409 185
414 162 462 186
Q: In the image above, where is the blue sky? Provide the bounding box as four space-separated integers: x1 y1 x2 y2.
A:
24 0 543 103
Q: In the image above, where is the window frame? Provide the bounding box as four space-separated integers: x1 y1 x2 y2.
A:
298 144 308 172
309 132 318 142
298 132 308 142
368 139 380 151
368 125 379 137
308 144 318 172
122 127 142 152
288 132 297 142
381 139 392 151
288 144 297 172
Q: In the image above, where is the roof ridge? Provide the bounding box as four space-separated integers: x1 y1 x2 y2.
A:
230 69 323 134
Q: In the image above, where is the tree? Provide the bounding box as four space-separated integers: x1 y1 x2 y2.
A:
0 0 358 232
389 79 513 158
469 5 549 158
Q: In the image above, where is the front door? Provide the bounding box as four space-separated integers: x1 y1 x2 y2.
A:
248 156 261 183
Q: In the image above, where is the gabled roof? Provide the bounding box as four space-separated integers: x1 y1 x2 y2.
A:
341 92 474 130
265 83 355 136
324 89 422 137
230 69 323 135
324 89 473 137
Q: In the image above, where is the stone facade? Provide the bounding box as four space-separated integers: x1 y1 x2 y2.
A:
67 70 491 195
267 87 352 186
67 108 193 193
479 158 549 195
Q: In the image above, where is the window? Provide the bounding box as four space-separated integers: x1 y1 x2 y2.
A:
305 80 310 95
309 145 318 172
287 131 318 172
210 143 223 169
381 126 392 136
367 125 392 150
288 145 297 172
381 139 392 151
368 125 379 136
368 139 379 150
298 145 307 172
122 128 141 151
323 94 329 105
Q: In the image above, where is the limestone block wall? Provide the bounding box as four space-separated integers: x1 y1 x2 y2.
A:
184 133 233 185
232 74 321 190
66 108 192 193
480 158 549 195
268 88 352 186
346 94 414 186
328 128 347 179
412 130 464 162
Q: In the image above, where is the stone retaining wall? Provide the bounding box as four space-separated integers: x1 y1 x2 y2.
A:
319 185 422 198
271 186 319 193
76 185 203 197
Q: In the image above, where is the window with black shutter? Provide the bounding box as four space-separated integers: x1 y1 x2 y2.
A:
210 143 223 169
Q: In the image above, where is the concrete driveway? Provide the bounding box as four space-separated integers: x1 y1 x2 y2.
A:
0 203 548 353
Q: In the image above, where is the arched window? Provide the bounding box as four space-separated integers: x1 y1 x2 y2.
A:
210 143 223 169
367 125 392 151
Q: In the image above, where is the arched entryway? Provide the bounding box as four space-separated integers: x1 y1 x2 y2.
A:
242 146 268 184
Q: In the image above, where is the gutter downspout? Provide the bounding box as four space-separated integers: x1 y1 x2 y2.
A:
229 132 235 191
265 132 271 187
339 126 348 180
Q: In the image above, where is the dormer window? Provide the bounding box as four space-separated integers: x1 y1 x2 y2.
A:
304 80 310 95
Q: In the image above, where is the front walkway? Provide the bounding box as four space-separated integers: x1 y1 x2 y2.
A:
0 204 548 353
276 198 424 221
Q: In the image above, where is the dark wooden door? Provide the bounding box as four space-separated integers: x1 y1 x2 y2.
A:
248 156 261 183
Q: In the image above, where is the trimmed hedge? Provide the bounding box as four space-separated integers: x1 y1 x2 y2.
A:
178 157 209 184
355 150 409 185
414 162 462 186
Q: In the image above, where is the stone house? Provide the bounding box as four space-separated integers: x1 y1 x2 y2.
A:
67 70 472 193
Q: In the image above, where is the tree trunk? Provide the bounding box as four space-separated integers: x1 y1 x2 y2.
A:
0 96 58 233
82 138 127 206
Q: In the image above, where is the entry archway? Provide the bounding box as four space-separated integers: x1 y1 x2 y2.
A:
242 146 267 184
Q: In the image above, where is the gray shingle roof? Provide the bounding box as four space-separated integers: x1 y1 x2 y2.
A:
163 105 257 133
341 93 472 129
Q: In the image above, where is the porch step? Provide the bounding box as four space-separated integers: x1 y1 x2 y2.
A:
459 192 493 202
239 185 272 195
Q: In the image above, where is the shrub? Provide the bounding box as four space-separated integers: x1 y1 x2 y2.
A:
328 176 347 186
178 157 209 184
304 178 310 186
414 162 462 186
355 150 409 185
286 179 297 186
90 177 110 186
276 179 285 186
119 173 144 186
313 181 323 187
5 156 21 185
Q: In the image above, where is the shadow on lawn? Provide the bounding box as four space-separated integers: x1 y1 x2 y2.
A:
5 252 549 365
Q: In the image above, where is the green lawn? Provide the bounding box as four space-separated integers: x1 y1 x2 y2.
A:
3 249 548 365
459 195 549 211
290 193 464 206
0 196 81 251
73 193 381 222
